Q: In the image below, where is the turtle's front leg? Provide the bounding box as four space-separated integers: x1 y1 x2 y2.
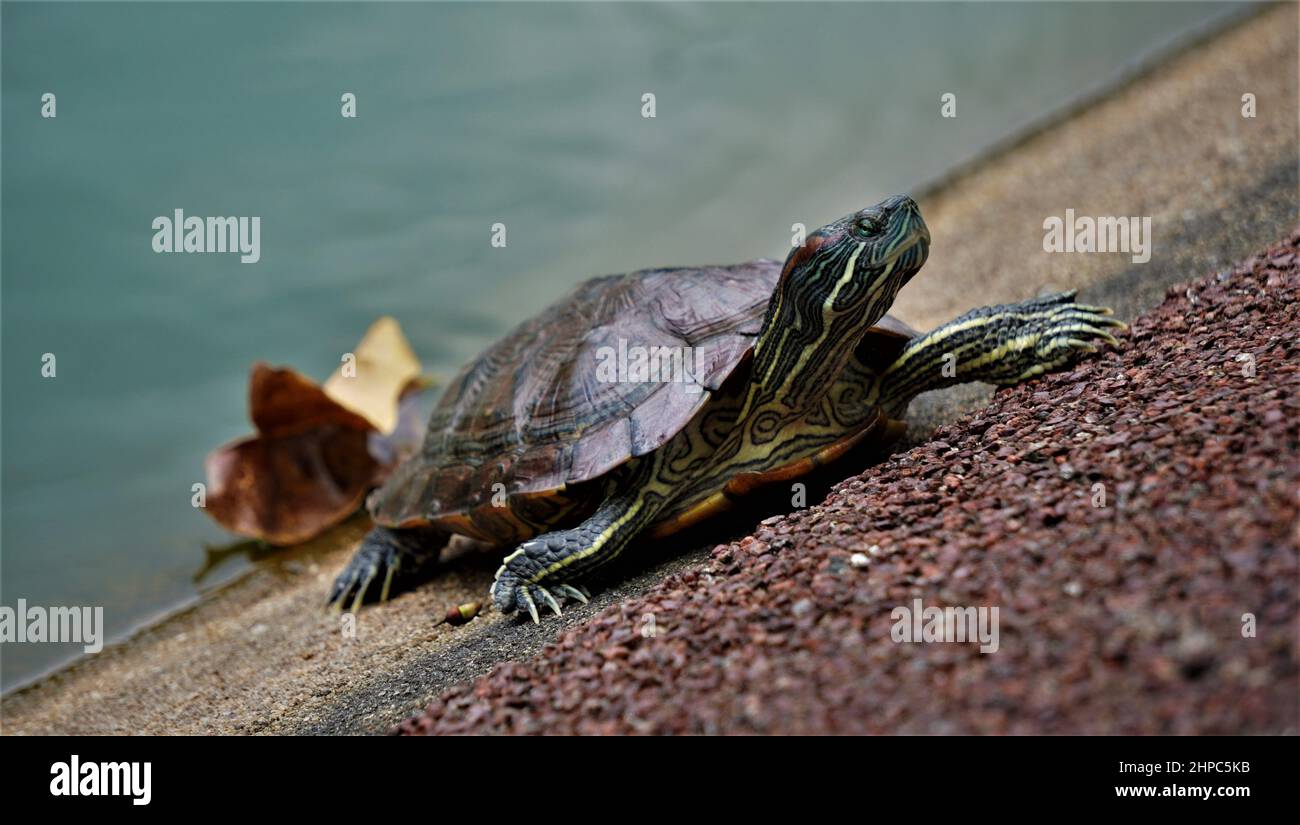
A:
878 290 1125 410
327 525 448 612
491 464 669 623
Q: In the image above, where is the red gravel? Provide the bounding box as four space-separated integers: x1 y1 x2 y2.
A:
399 233 1300 735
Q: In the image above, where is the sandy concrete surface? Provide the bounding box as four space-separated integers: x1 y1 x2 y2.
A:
1 3 1295 735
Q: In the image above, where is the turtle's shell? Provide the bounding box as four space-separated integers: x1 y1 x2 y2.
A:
370 259 915 533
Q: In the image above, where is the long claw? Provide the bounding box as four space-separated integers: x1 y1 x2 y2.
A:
1071 323 1120 347
538 587 563 616
1050 309 1123 328
349 564 376 614
558 584 589 604
327 591 345 613
327 526 447 612
326 579 345 611
379 554 401 603
521 589 540 624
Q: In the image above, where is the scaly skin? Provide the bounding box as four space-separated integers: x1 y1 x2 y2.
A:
877 290 1125 414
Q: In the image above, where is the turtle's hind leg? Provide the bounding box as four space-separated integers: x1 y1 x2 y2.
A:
878 290 1125 410
327 525 449 612
491 462 667 623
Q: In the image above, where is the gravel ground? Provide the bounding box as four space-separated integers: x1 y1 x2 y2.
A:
399 232 1300 735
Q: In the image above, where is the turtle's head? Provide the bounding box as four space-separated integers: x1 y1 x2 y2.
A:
778 194 929 324
751 195 929 404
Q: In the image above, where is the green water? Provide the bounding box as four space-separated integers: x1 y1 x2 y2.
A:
0 1 1239 688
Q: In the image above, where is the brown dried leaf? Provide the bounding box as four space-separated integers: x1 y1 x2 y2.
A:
204 427 377 546
202 318 434 545
249 363 374 437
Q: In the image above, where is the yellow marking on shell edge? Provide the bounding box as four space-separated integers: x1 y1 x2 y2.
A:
648 491 731 538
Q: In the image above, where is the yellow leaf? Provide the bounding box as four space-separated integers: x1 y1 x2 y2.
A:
323 316 421 434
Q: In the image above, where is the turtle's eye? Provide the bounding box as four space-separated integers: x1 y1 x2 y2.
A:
855 216 883 236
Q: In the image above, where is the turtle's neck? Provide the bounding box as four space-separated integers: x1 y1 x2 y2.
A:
743 277 883 424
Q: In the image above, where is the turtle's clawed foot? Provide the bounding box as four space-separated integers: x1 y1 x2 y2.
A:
880 293 1128 406
326 526 445 613
989 296 1127 386
490 577 592 624
490 535 597 623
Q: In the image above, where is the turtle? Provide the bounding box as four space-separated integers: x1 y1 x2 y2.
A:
327 194 1123 622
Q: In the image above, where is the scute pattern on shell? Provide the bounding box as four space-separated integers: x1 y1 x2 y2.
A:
370 259 785 526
